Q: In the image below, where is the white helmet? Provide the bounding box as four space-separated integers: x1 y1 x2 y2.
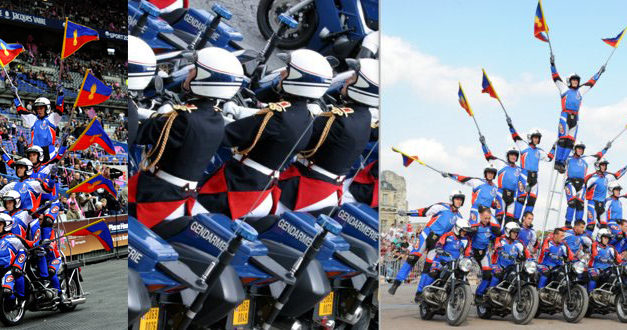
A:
504 221 521 237
281 49 333 99
0 213 13 232
14 158 33 177
596 228 612 243
190 47 245 99
33 97 51 115
453 218 471 236
608 181 622 193
449 190 465 206
128 35 156 91
2 190 21 209
25 145 44 163
595 157 609 171
527 129 542 143
346 58 379 107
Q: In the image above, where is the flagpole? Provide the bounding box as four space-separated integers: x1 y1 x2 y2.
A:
602 47 617 68
471 115 484 138
609 123 627 144
1 65 24 109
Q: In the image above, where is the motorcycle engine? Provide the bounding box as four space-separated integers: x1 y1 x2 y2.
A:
590 290 614 306
423 287 446 304
489 289 511 306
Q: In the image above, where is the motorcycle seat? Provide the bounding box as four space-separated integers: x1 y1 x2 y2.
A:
245 215 279 234
151 216 194 239
159 8 187 26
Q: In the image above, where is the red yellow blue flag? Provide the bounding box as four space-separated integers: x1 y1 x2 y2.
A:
65 219 114 251
74 69 112 108
68 117 116 154
67 173 117 198
481 69 500 100
602 28 626 48
534 0 549 42
392 147 421 167
458 83 473 116
0 39 24 67
61 18 99 59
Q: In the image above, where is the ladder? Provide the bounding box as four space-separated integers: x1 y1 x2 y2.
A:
539 167 567 244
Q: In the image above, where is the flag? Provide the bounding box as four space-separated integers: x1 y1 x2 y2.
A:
481 69 500 100
67 173 117 198
602 28 626 48
0 39 24 67
458 83 473 116
74 70 112 108
65 219 114 251
392 147 420 167
534 0 549 42
61 18 99 59
68 117 116 154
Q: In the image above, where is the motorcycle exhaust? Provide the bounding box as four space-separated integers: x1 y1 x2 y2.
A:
341 275 377 325
342 305 364 325
260 215 342 330
69 297 87 306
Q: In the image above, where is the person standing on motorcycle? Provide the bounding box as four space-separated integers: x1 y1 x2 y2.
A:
417 218 472 303
487 222 532 294
587 228 625 292
550 53 606 172
0 214 27 306
563 141 609 228
0 159 54 212
276 58 378 214
130 45 243 228
3 191 40 248
469 206 501 303
480 138 522 226
197 49 333 220
440 164 502 222
585 158 627 234
388 191 465 298
604 182 626 226
537 227 575 289
519 212 539 254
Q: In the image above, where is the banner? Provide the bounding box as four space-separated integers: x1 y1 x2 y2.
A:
59 215 128 256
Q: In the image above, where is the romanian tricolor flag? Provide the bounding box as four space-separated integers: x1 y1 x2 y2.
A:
602 28 626 48
481 69 500 100
392 147 421 167
68 117 116 154
61 18 99 59
534 0 549 42
0 39 24 67
64 219 114 251
67 173 117 198
73 69 112 108
458 83 473 116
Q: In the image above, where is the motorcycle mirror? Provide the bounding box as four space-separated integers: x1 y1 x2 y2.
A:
154 76 164 95
345 58 360 71
325 56 340 68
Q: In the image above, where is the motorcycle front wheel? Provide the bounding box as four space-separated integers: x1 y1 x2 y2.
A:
0 294 25 326
562 284 588 323
511 285 539 325
446 284 471 326
256 0 318 49
617 293 627 323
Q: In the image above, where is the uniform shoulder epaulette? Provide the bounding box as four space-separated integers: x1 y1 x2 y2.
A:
171 104 198 112
330 106 354 117
267 101 291 112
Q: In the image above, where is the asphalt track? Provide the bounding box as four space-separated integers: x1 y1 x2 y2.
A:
10 258 127 330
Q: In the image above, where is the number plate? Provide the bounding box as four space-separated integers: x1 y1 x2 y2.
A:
318 291 334 317
139 307 159 330
232 299 251 326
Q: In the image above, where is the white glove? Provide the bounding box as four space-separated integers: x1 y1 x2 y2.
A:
222 101 259 120
307 103 323 116
137 107 156 120
157 103 174 115
369 107 379 125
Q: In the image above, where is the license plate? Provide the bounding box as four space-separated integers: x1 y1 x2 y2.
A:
232 299 251 326
139 307 160 330
318 291 334 317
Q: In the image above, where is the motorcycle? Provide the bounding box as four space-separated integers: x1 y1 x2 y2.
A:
476 258 539 325
587 262 627 323
536 260 589 323
0 246 85 326
420 253 473 326
256 0 378 60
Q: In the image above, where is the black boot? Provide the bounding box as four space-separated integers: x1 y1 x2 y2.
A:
414 292 423 304
388 280 401 295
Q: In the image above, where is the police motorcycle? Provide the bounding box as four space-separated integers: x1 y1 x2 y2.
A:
535 257 589 322
586 263 627 322
256 0 379 61
0 204 85 326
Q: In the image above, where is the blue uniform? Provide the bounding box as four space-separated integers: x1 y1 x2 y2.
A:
610 228 627 253
585 166 627 231
537 238 574 288
488 235 531 290
18 103 63 159
518 225 538 252
447 173 501 221
0 233 27 300
481 142 522 223
604 195 625 224
0 179 53 212
418 232 470 294
562 228 592 257
587 241 623 292
563 150 606 226
469 216 500 297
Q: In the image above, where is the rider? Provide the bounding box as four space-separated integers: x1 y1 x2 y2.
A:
3 191 40 248
0 159 53 212
562 220 593 259
585 158 627 233
441 163 501 222
518 211 539 254
537 227 574 289
276 58 378 214
130 46 241 228
0 214 27 305
25 146 62 243
469 206 501 303
610 219 627 254
388 191 465 297
587 228 624 292
417 218 472 303
197 49 332 220
603 181 625 226
550 53 606 171
487 222 532 293
563 141 609 227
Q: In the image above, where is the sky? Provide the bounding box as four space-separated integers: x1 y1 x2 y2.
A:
380 1 627 230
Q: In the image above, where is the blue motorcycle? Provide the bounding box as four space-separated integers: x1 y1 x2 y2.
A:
256 0 378 58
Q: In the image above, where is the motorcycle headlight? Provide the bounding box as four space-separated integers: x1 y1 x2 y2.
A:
524 260 537 274
458 258 472 273
573 261 585 274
